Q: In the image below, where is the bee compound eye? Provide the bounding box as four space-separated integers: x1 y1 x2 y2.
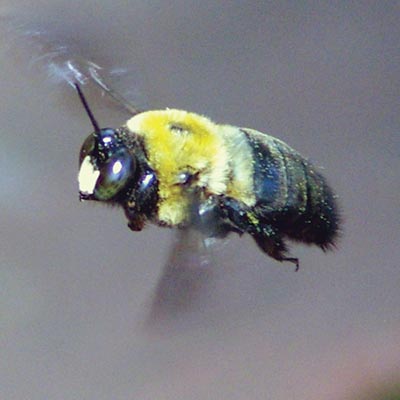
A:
94 149 136 200
79 134 96 164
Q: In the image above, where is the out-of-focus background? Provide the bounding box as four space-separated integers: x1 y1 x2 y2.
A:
1 1 399 399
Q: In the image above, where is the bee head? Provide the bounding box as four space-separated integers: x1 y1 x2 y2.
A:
75 84 136 201
78 128 136 201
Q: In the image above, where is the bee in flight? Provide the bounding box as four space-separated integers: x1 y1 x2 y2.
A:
77 84 339 271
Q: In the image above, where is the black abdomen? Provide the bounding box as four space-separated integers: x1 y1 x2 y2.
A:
243 129 340 249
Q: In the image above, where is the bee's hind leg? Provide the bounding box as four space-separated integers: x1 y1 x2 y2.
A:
252 226 299 271
206 195 299 271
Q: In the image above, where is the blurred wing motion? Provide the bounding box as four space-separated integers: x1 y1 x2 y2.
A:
148 228 216 324
1 15 142 115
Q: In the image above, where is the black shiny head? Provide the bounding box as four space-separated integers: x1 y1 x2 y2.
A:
78 128 136 201
75 84 136 201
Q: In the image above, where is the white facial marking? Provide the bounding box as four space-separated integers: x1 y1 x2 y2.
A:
112 160 123 175
78 156 100 195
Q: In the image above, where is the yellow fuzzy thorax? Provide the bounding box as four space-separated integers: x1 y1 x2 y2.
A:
126 109 231 225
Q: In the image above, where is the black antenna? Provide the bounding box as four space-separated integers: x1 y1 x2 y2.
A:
74 83 101 133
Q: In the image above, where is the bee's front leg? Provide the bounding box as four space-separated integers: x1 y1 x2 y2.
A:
123 169 158 231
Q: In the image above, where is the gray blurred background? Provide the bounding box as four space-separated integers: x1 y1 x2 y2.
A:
1 1 399 399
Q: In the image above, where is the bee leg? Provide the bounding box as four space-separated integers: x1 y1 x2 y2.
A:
126 215 145 231
252 226 299 271
216 196 299 270
192 193 241 237
123 169 158 231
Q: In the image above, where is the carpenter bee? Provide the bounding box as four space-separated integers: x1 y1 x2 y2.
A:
77 84 339 270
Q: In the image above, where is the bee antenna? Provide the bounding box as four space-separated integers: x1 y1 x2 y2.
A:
74 83 101 133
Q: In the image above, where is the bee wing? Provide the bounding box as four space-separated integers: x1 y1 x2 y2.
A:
148 227 216 323
2 16 145 115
